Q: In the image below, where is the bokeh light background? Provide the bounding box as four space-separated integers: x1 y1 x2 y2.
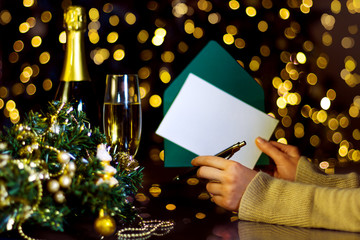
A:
1 0 360 171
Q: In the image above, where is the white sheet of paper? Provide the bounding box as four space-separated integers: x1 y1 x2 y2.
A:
156 73 279 169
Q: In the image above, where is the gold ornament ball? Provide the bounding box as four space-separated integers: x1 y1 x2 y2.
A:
59 174 72 188
66 161 76 172
54 190 66 204
47 179 60 193
94 215 116 236
57 152 70 164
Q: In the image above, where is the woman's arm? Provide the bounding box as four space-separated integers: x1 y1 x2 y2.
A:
239 171 360 232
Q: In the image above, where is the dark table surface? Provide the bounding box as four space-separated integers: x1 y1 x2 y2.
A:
2 159 360 240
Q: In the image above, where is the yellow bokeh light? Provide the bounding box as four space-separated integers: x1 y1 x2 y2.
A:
277 97 287 109
296 52 306 64
138 67 151 80
39 51 50 64
113 49 125 61
320 97 331 110
88 30 100 44
332 132 342 144
342 37 355 49
6 100 16 112
137 30 149 43
277 138 288 144
275 128 285 139
187 178 199 185
317 56 328 69
272 77 282 89
317 110 328 123
0 87 8 99
41 11 52 23
125 12 136 25
246 6 257 17
352 150 360 162
258 20 268 32
184 19 195 34
281 116 292 127
328 118 339 130
109 15 119 26
226 25 238 35
178 41 189 53
149 186 161 197
229 0 240 10
339 145 348 157
345 57 356 72
234 38 245 49
89 8 100 21
31 36 42 47
103 3 113 13
149 95 162 108
348 24 358 34
23 0 34 7
310 135 320 147
195 212 206 219
161 51 175 63
152 35 164 46
160 69 171 84
173 3 188 17
321 13 335 30
208 12 221 24
307 73 317 85
294 122 304 138
0 10 12 25
43 78 52 91
0 99 4 109
26 17 36 28
260 45 270 57
107 32 118 43
327 89 336 100
303 0 313 8
349 105 359 118
166 204 176 211
59 31 66 44
339 116 349 128
249 58 260 71
279 8 290 19
26 84 36 95
223 33 234 45
13 40 24 52
19 22 30 33
303 40 314 52
193 27 204 39
22 66 33 78
353 129 360 140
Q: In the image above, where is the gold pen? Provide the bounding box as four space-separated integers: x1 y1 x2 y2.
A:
173 141 246 181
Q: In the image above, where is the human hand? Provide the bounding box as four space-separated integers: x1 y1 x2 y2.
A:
255 137 300 181
191 156 257 212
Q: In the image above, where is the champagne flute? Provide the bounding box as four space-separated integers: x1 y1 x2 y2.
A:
103 74 142 161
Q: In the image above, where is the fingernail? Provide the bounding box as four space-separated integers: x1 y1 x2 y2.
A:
256 137 266 144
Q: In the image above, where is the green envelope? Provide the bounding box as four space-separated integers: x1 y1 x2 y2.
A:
162 40 268 167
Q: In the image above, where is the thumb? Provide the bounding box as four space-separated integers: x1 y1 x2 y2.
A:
255 137 288 161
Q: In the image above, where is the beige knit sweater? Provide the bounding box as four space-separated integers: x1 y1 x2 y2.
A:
238 156 360 232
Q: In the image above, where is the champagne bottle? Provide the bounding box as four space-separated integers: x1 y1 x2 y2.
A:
54 5 100 127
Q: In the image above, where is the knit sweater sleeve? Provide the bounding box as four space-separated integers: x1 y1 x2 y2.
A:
295 156 360 188
238 172 360 232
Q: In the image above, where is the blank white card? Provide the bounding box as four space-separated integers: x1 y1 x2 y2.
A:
156 73 279 169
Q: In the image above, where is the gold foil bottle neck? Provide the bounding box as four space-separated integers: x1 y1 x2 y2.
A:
64 5 86 31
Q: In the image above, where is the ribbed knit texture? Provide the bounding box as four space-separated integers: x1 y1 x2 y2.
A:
237 220 360 240
238 157 360 232
296 157 360 188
